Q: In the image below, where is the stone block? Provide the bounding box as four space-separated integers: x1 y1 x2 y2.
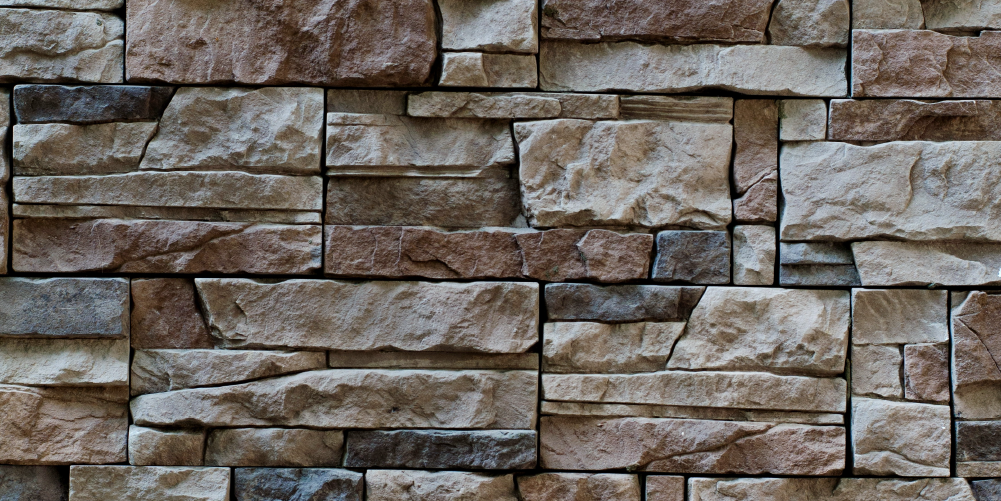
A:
972 479 1001 501
904 343 950 403
953 291 1001 419
768 0 850 47
541 401 844 425
205 429 343 467
923 0 1001 30
0 277 128 338
409 92 560 119
234 468 363 501
543 322 684 374
345 430 536 470
779 99 827 140
440 52 538 88
440 0 537 53
688 477 976 501
733 99 778 195
1 88 8 126
733 226 776 285
733 175 778 223
957 421 1001 462
328 352 539 371
544 284 704 322
652 231 731 284
853 241 1001 286
0 466 66 501
851 0 924 29
13 122 157 176
517 473 641 501
327 89 407 115
130 278 212 350
0 9 123 84
851 398 951 477
0 337 127 386
367 470 517 501
69 466 230 501
128 426 204 466
646 476 684 501
13 85 172 124
852 289 948 345
851 344 903 398
131 350 327 395
619 95 732 122
12 205 320 225
828 99 1001 141
959 461 1001 479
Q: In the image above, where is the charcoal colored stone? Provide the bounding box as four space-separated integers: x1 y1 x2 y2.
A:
0 277 128 338
957 421 1001 462
972 479 1001 501
779 264 861 286
234 468 362 501
13 85 173 124
652 231 730 284
781 242 854 264
544 284 705 322
0 466 66 501
345 430 536 470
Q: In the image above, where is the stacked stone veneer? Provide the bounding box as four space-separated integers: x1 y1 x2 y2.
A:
2 0 1001 500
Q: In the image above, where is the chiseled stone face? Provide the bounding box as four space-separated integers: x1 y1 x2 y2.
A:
652 231 731 285
234 468 362 501
130 350 327 395
851 0 924 29
851 398 951 477
440 0 537 53
12 84 173 125
767 0 850 48
69 466 230 501
952 291 1001 420
733 100 778 196
366 470 518 501
851 289 948 345
853 241 1001 286
903 343 950 403
127 426 205 466
922 0 1001 30
544 284 705 322
344 430 537 470
732 226 776 286
0 466 66 501
828 99 1001 141
439 52 538 88
205 429 344 467
543 322 685 374
130 278 213 350
518 473 641 501
0 337 128 386
13 122 158 176
688 477 976 501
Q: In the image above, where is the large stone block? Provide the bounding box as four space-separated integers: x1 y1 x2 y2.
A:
130 278 213 350
0 9 123 84
0 337 127 386
853 241 1001 286
234 468 362 501
12 84 172 124
544 284 704 322
828 99 1001 141
345 430 536 469
125 0 436 86
131 350 327 395
0 277 128 337
767 0 850 47
851 398 951 477
646 476 685 501
0 466 66 501
205 429 343 467
952 291 1001 419
195 279 538 352
516 119 731 229
972 479 1001 501
517 473 641 501
440 0 537 53
366 470 517 501
543 322 685 374
69 466 230 501
652 231 731 284
852 289 948 345
688 477 976 501
13 123 157 175
127 426 204 466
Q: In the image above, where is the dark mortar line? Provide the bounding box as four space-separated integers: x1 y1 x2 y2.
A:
949 291 958 478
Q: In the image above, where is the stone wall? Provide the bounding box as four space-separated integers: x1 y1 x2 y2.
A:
1 0 1000 500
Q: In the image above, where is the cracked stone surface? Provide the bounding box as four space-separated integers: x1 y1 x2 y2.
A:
130 350 327 395
688 477 976 501
367 470 517 501
205 429 344 467
828 99 1001 141
851 398 951 477
439 52 538 88
13 123 158 176
543 322 685 374
518 473 641 501
733 100 778 196
904 343 950 403
768 0 850 47
952 291 1001 419
652 231 731 284
851 344 903 398
733 226 776 285
345 430 537 470
69 466 230 501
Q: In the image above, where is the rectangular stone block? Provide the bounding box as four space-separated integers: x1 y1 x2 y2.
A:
69 466 230 501
131 350 327 395
646 476 684 501
0 9 123 84
733 100 778 195
923 0 1001 30
541 41 847 96
0 87 9 126
733 226 776 286
327 89 407 115
851 344 903 398
518 473 641 501
366 470 517 501
440 0 537 53
544 284 704 322
128 426 204 466
853 241 1001 286
688 477 976 501
327 352 538 370
779 99 827 140
0 0 122 8
408 91 619 120
130 278 213 350
619 95 732 122
964 463 1001 478
13 204 320 225
851 398 951 477
957 421 1001 462
195 279 538 353
904 343 950 403
541 401 843 425
733 175 778 223
851 0 924 29
851 289 948 345
828 99 1001 141
14 122 158 176
0 277 128 338
234 468 362 501
543 322 685 374
0 466 66 501
205 429 343 467
652 231 730 284
0 337 128 386
439 52 537 88
768 0 849 48
13 84 172 124
345 430 536 470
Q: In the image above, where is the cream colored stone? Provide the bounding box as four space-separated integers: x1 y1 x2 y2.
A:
733 226 776 285
69 466 230 501
779 99 827 140
440 52 538 88
518 473 641 501
13 123 157 176
540 401 844 425
851 344 903 398
0 337 127 386
851 398 951 477
688 477 975 501
0 9 123 84
923 0 1001 30
543 322 685 374
408 92 561 119
440 0 537 53
852 0 925 29
853 241 1001 286
367 470 517 501
851 289 948 344
128 426 205 466
768 0 850 47
205 428 343 467
130 350 327 395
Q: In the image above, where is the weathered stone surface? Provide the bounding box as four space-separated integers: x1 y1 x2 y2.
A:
409 92 560 119
540 0 772 43
972 479 1001 501
828 99 1001 141
13 122 157 176
439 52 538 88
328 352 539 370
205 429 343 467
541 401 844 425
853 241 1001 286
851 0 924 29
545 284 705 323
957 421 1001 462
619 96 732 122
647 476 684 501
132 369 537 429
367 470 517 501
670 288 849 375
325 226 651 282
234 468 362 501
326 113 514 176
13 84 172 124
518 473 641 501
952 291 1001 419
12 204 320 225
768 0 850 47
544 371 846 412
851 344 903 398
541 41 847 96
853 30 1001 98
0 466 66 501
904 343 950 403
69 466 230 501
688 477 976 501
733 175 778 223
327 89 407 115
126 0 436 86
851 398 951 477
130 279 212 350
554 93 620 119
959 462 1001 478
0 337 127 386
128 426 204 466
852 289 948 345
440 0 537 53
0 386 127 464
781 241 853 265
922 0 1001 30
0 0 121 8
733 100 778 195
0 9 123 84
733 226 776 286
543 322 685 374
652 231 730 284
131 350 326 395
781 141 1001 242
0 88 8 127
345 430 536 470
0 277 127 338
13 219 322 274
197 279 537 352
779 99 827 140
517 119 732 229
541 417 845 474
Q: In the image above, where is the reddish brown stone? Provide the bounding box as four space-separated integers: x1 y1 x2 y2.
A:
646 476 684 501
733 174 778 223
829 99 1001 141
131 279 214 350
733 100 778 195
518 473 641 501
904 343 950 403
517 229 652 283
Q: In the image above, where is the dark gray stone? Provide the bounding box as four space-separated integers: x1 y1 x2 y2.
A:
0 278 128 338
344 430 536 470
0 466 66 501
779 264 860 286
13 85 174 124
972 479 1001 501
545 284 705 323
957 421 1001 462
652 231 730 284
234 468 362 501
780 242 854 265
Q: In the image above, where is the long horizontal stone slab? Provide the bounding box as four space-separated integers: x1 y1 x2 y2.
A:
205 429 343 467
345 430 537 469
828 99 1001 141
545 284 705 322
407 92 619 119
196 279 538 353
543 371 847 413
0 337 128 386
540 41 847 96
13 122 158 176
688 477 976 501
13 84 173 124
13 204 321 224
131 369 538 429
853 241 1001 286
541 401 843 425
0 277 128 338
0 0 123 9
13 172 322 211
781 141 1001 242
130 350 327 395
69 466 230 501
619 95 732 122
540 417 846 475
522 473 642 501
327 352 539 370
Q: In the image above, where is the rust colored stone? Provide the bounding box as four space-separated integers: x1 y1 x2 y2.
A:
829 99 1001 141
904 343 950 403
131 279 214 350
733 100 778 195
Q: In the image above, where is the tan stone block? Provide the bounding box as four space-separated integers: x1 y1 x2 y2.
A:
205 428 343 467
131 350 327 396
851 0 924 29
851 398 951 477
128 426 205 466
69 466 230 501
0 9 123 84
733 226 776 285
828 99 1001 141
851 289 948 344
440 0 537 53
543 322 684 374
733 100 778 194
13 123 157 176
853 241 1001 286
646 476 684 501
518 473 640 501
688 477 976 501
768 0 849 47
367 470 517 501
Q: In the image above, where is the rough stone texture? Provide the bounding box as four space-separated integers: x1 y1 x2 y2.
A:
646 476 685 501
0 277 128 338
132 369 538 429
540 417 846 475
733 100 778 196
972 479 1001 501
952 291 1001 420
688 477 976 501
326 177 523 228
13 123 157 176
1 88 8 126
0 9 124 84
851 0 924 29
853 241 1001 286
781 141 1001 242
851 344 903 398
540 41 848 96
779 99 827 141
439 52 538 88
733 226 776 286
197 279 536 352
324 226 652 283
0 337 127 386
828 99 1001 141
13 219 322 274
234 468 363 501
140 87 323 174
327 89 407 114
544 371 847 413
734 176 779 223
852 30 1001 98
326 113 514 177
768 0 850 47
652 231 731 284
959 461 1001 479
852 289 948 345
516 119 732 229
127 426 204 466
539 0 772 43
205 429 344 467
0 466 66 501
409 92 561 119
0 386 127 464
131 350 327 395
541 401 844 425
328 352 538 370
781 241 854 265
130 278 212 350
543 322 685 374
904 343 950 403
125 0 436 86
0 0 121 8
619 96 733 122
345 430 536 470
957 421 1001 462
670 287 849 375
69 466 230 501
12 204 320 225
13 84 173 124
851 398 951 477
366 470 517 501
518 473 641 501
440 0 537 53
922 0 1001 30
545 284 705 323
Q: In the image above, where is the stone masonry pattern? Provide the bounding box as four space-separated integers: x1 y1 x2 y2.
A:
2 0 1001 500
